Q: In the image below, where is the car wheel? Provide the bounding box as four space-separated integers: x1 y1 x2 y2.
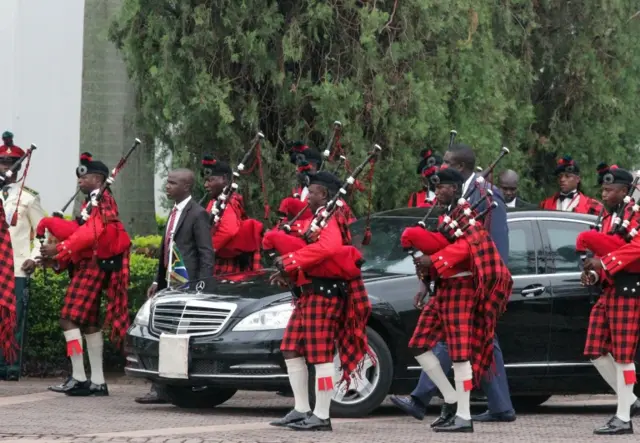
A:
163 385 237 409
511 394 551 410
308 327 393 418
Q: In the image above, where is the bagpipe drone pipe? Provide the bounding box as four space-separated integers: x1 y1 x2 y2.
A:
35 138 141 251
263 144 382 283
207 131 268 259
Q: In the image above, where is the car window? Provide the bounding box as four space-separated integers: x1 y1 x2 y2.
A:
538 220 591 274
508 221 538 276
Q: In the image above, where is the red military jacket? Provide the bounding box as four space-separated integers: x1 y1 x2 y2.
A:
407 190 436 208
539 192 603 215
207 194 262 259
56 191 130 263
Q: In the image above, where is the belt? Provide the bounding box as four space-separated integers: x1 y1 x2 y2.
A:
443 271 472 279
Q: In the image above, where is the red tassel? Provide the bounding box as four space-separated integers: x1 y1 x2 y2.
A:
623 370 637 385
10 211 17 227
318 376 334 391
66 339 83 357
361 226 372 245
463 379 473 392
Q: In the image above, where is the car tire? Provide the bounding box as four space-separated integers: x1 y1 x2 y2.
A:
308 327 394 418
511 394 551 410
163 385 237 409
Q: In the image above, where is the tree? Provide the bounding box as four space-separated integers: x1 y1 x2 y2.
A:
109 0 640 217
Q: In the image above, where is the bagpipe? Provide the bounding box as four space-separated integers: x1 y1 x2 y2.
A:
208 131 264 227
264 145 382 283
208 131 268 259
403 137 508 301
35 138 141 247
577 173 640 268
0 143 37 227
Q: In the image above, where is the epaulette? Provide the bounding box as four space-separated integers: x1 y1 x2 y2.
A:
23 186 39 196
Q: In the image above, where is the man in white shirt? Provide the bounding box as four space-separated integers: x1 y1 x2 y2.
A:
0 144 44 380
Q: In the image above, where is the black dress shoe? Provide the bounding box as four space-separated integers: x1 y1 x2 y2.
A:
472 409 517 422
48 377 86 394
390 395 426 420
431 402 456 428
269 409 311 427
594 416 633 435
134 391 168 404
433 416 474 433
287 414 332 431
631 399 640 418
66 382 109 397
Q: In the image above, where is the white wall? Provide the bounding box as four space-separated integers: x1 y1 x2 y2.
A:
0 0 85 214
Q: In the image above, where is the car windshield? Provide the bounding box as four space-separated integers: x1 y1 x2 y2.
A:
351 216 429 275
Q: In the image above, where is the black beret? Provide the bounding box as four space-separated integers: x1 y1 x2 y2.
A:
555 155 580 175
429 166 464 186
76 152 109 178
308 171 342 195
597 163 634 186
416 148 443 176
201 154 231 178
288 141 323 167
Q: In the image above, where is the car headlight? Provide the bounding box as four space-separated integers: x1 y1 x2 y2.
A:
134 300 152 327
233 303 293 332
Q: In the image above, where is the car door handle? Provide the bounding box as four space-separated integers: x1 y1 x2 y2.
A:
521 285 546 297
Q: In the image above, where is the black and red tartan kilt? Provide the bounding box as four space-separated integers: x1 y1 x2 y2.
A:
280 290 345 364
409 276 476 362
214 250 262 276
61 258 109 327
584 286 640 363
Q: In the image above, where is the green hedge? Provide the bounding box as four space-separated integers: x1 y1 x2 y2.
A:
23 239 160 377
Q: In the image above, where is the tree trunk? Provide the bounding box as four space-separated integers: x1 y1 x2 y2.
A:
75 0 155 236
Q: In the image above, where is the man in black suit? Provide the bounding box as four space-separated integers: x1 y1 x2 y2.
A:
135 168 215 404
498 169 533 209
391 143 517 425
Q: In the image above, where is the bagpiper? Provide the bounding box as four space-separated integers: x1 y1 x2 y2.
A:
401 166 513 433
266 171 372 431
39 152 131 396
201 155 263 275
0 144 44 380
576 164 640 435
539 155 603 214
408 149 443 208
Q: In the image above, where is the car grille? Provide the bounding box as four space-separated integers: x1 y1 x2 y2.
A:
150 299 237 336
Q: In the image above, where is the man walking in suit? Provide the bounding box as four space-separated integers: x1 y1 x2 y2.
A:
0 144 44 380
135 168 214 404
498 170 534 209
391 143 517 424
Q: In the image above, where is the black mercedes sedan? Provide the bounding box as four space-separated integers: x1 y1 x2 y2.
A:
124 208 640 417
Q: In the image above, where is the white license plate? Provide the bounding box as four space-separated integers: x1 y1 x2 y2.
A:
158 333 190 379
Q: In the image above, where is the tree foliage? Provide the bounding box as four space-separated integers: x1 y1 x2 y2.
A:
109 0 640 218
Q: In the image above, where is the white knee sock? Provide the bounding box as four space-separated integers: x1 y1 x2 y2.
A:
592 354 618 393
415 351 456 404
614 361 637 422
63 329 86 382
285 357 311 413
313 362 336 420
84 331 105 385
453 361 473 420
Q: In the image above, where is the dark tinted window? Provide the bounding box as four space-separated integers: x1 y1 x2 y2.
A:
538 220 591 273
508 221 538 276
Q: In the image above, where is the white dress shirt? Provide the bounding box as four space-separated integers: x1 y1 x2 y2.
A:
300 186 309 202
506 199 516 208
461 173 475 196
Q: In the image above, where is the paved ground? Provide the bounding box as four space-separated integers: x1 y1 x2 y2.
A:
0 378 638 442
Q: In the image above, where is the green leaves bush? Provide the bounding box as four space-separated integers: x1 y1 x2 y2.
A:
23 248 158 376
